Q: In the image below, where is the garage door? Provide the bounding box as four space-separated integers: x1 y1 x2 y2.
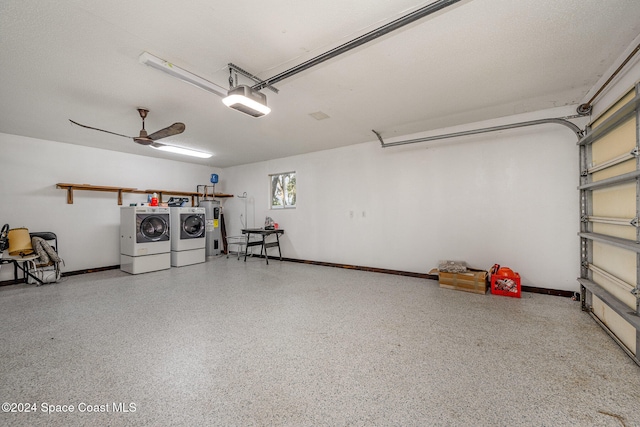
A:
578 84 640 366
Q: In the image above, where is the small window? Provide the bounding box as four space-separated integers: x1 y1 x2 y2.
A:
270 172 296 209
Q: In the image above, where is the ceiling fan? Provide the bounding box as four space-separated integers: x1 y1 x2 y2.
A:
69 108 185 147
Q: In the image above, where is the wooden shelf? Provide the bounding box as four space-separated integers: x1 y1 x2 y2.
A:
56 183 233 205
56 183 137 205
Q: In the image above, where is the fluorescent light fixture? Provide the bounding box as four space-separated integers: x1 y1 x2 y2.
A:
223 85 271 117
150 143 212 159
139 52 227 97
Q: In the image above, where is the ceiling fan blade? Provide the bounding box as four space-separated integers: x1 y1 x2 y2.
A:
133 136 154 146
69 119 132 139
147 123 186 141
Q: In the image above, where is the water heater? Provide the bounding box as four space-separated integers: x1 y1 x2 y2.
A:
198 199 221 256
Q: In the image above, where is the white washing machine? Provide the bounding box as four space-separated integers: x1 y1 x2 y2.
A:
170 206 206 267
120 206 171 274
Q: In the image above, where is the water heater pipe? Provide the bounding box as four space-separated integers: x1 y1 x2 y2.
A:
237 192 248 228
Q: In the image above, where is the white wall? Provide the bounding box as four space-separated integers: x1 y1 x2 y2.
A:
0 134 222 282
222 106 587 291
6 69 640 292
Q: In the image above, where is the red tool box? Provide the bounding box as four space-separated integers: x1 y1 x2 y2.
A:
490 266 521 298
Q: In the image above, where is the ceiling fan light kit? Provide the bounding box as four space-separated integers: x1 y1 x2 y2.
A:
222 85 271 117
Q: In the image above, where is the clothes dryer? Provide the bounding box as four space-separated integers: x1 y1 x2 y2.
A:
120 206 171 274
170 207 206 267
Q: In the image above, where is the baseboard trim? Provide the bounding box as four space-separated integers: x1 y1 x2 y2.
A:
0 265 120 287
520 286 574 298
1 257 574 297
269 256 573 297
280 257 439 280
62 265 120 277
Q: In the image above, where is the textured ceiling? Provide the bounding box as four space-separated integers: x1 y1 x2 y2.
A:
1 0 640 167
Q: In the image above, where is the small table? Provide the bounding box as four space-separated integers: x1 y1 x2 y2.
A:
0 253 44 285
241 228 284 264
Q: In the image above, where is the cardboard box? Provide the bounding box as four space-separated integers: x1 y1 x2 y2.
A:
430 268 488 294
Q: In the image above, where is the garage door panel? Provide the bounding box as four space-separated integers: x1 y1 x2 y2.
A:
593 242 637 287
592 118 635 159
592 90 636 128
592 157 636 182
592 222 636 240
581 86 640 365
592 296 637 355
592 268 637 310
591 183 636 218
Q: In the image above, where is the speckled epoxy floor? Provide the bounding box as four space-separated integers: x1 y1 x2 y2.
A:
1 256 639 427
